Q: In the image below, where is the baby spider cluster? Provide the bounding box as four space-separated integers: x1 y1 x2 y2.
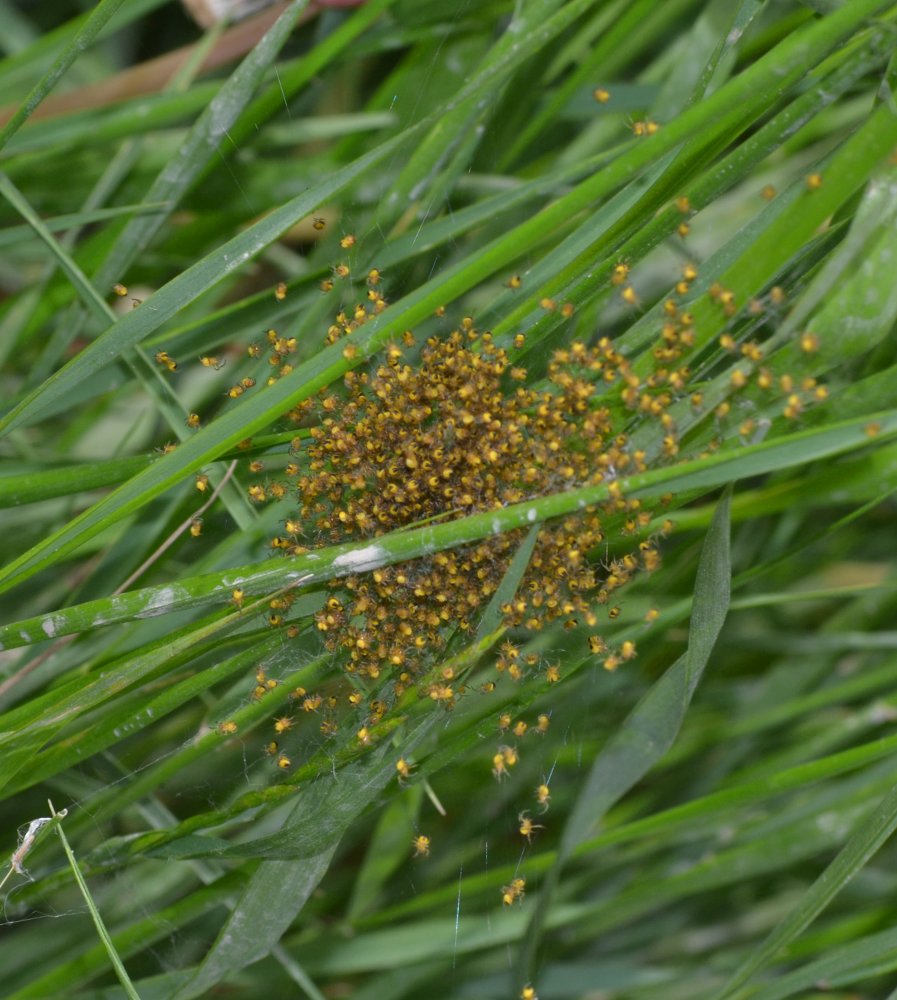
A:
279 317 667 698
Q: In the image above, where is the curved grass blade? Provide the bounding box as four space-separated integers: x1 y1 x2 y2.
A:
85 0 313 297
517 487 732 987
747 925 897 1000
379 0 570 230
172 856 335 1000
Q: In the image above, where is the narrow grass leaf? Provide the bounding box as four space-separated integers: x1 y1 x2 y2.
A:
518 487 731 984
51 803 141 1000
0 171 114 323
220 0 398 164
88 0 313 294
171 856 332 1000
475 523 539 644
747 925 897 1000
0 0 128 154
0 203 166 247
0 455 152 507
713 776 897 996
169 716 436 997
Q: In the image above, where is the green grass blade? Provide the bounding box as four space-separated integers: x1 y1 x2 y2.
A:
172 855 336 1000
518 487 732 986
0 202 167 248
475 523 539 644
0 0 128 154
169 716 436 997
219 0 399 166
748 926 897 1000
0 455 152 507
713 783 897 996
51 802 141 1000
85 0 314 293
0 170 113 323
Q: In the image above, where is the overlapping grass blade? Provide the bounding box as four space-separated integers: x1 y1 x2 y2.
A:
168 714 437 998
1 409 893 646
0 0 129 153
712 780 897 996
4 0 888 437
518 488 731 984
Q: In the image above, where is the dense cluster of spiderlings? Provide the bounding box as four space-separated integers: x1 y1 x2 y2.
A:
279 319 673 693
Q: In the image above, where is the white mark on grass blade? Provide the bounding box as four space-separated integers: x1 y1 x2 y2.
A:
41 617 57 639
137 586 180 618
331 544 388 575
526 508 537 523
